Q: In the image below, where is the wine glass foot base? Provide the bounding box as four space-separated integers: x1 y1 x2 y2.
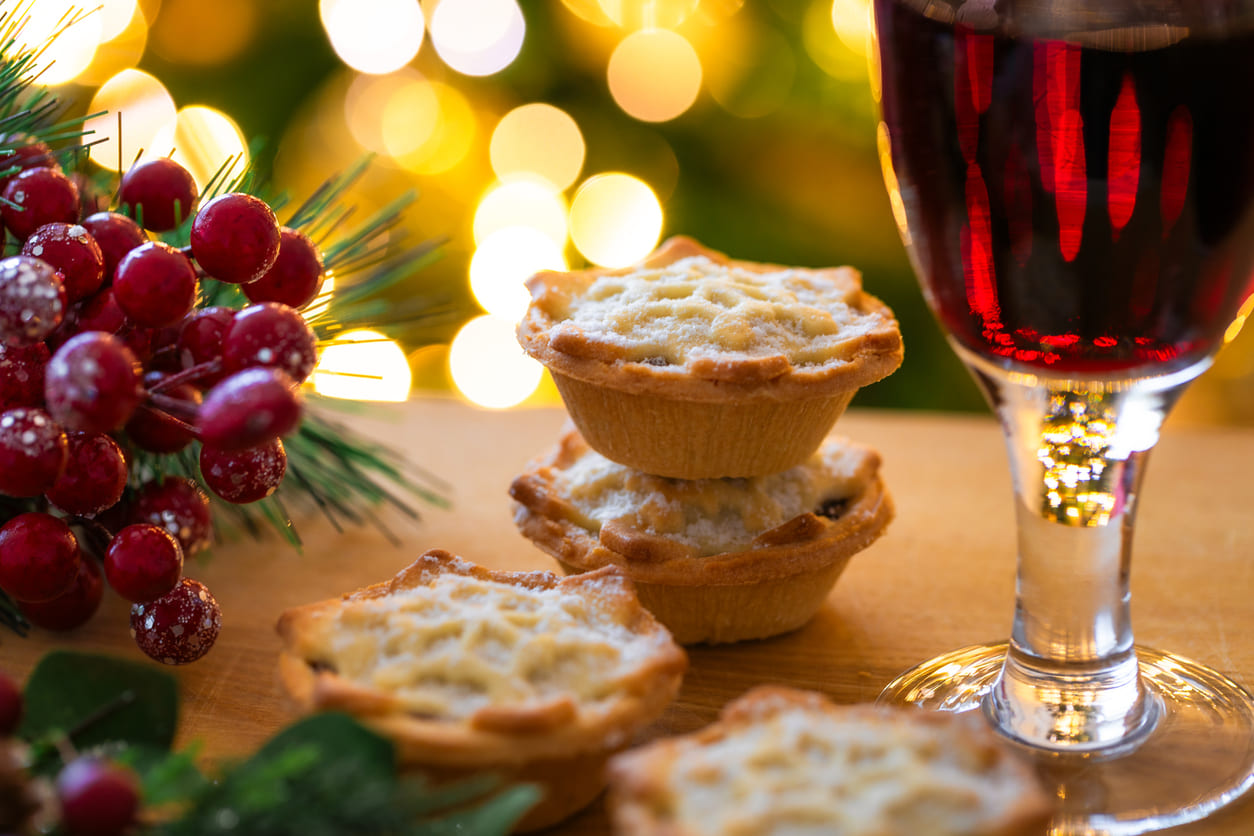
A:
878 642 1254 835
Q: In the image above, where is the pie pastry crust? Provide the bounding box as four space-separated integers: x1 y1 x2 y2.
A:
510 428 893 644
606 686 1054 836
276 549 687 831
516 236 903 478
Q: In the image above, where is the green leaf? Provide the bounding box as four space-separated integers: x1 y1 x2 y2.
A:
116 743 211 806
19 651 178 754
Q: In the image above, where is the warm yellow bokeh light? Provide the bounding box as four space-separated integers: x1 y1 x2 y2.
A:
76 4 148 88
146 106 248 191
381 79 442 158
449 315 544 409
320 0 424 75
470 226 566 321
344 68 427 155
430 0 525 77
16 1 102 86
569 173 662 268
99 0 140 41
150 0 257 66
489 104 585 191
390 81 476 175
84 69 177 171
473 178 568 250
313 329 413 402
607 29 702 123
831 0 871 56
705 21 795 120
595 0 700 28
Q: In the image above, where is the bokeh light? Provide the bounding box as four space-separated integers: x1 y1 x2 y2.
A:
569 173 663 267
449 315 544 408
313 329 413 402
594 0 700 28
607 28 702 122
473 178 568 249
831 0 872 56
805 0 869 80
489 104 585 191
705 22 795 119
344 69 426 155
76 4 148 87
16 1 102 86
146 106 248 191
84 69 177 171
430 0 525 77
149 0 257 66
320 0 424 75
99 0 140 41
390 81 476 174
470 226 566 320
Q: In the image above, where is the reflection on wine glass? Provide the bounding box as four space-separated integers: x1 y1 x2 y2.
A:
870 0 1254 832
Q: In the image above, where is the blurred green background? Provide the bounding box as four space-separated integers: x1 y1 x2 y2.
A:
43 0 1254 421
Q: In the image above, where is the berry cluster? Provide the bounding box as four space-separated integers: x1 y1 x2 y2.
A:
0 668 140 836
0 150 324 664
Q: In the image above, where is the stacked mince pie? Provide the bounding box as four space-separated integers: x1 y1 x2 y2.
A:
511 236 904 644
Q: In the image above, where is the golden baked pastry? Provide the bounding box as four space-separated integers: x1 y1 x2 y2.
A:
276 549 687 832
510 428 893 644
607 686 1053 836
516 236 903 478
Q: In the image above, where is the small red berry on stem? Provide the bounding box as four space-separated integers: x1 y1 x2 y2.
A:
0 136 53 187
126 371 201 453
113 241 198 328
131 577 221 665
69 287 126 335
190 192 282 284
0 407 67 497
0 255 66 345
0 512 79 603
222 302 318 383
201 438 287 503
117 157 198 232
81 211 147 283
197 366 302 450
44 432 128 517
19 553 103 631
174 305 234 386
21 222 105 304
1 166 79 240
45 332 142 433
105 523 183 603
0 341 49 410
56 757 140 836
129 477 212 557
243 226 324 309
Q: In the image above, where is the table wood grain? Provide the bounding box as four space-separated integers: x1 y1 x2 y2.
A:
3 397 1252 834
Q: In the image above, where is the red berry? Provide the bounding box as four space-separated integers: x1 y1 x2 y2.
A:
0 407 67 497
0 254 66 345
175 305 234 386
117 157 198 232
221 302 317 383
113 241 198 328
200 438 286 504
125 371 201 453
19 553 103 631
0 136 53 187
0 340 49 410
81 211 147 283
69 287 126 335
1 167 79 240
129 477 211 557
21 223 105 304
0 668 21 734
56 757 139 836
190 193 281 284
0 512 79 602
105 523 183 603
45 432 127 517
197 367 302 449
130 577 220 665
45 331 142 433
243 227 324 309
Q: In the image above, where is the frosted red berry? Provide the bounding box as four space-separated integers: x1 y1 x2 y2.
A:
126 372 200 453
0 136 53 186
70 287 126 335
175 305 234 386
45 331 142 433
1 167 79 240
200 438 287 504
56 757 139 836
0 255 66 345
117 157 198 232
0 407 67 497
130 577 221 665
129 477 212 557
21 223 105 304
45 432 127 517
197 367 302 449
221 302 317 383
19 553 102 631
0 668 21 734
0 512 79 602
243 227 324 309
81 211 147 283
190 193 281 284
105 523 183 603
113 241 198 328
0 341 48 410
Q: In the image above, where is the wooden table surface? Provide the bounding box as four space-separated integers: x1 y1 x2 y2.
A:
3 397 1253 834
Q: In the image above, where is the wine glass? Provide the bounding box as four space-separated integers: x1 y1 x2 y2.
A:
870 0 1254 832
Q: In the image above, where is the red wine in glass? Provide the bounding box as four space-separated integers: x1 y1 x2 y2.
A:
876 0 1254 375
